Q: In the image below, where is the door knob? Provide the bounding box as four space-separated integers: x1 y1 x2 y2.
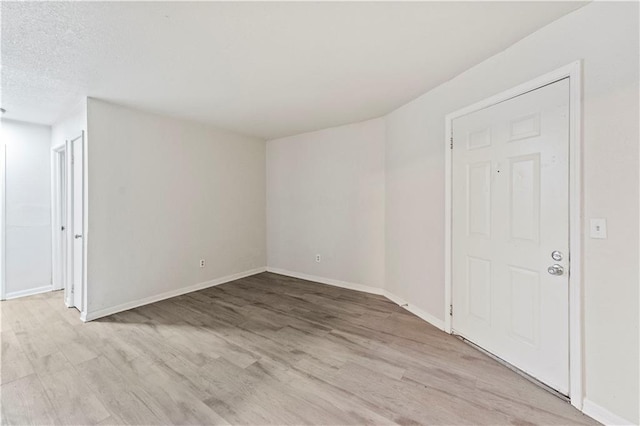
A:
547 264 564 276
74 234 82 239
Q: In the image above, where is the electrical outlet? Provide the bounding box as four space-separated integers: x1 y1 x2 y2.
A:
199 259 206 268
315 254 321 263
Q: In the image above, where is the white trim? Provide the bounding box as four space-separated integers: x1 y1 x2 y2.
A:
567 62 584 411
81 267 267 322
0 142 6 300
266 267 383 295
383 289 445 331
81 130 88 319
72 132 85 313
444 108 453 333
582 399 635 426
443 61 583 409
266 268 446 331
5 285 53 300
64 139 74 309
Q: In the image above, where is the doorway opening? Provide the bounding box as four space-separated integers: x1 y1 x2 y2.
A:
51 131 85 313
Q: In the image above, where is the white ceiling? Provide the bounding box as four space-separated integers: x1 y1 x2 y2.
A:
2 1 586 139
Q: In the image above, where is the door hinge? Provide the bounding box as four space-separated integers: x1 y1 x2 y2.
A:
449 304 453 316
450 137 453 150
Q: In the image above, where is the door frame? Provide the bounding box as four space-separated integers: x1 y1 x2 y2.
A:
68 132 86 314
443 61 583 409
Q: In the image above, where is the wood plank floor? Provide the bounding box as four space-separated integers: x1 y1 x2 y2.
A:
1 272 597 425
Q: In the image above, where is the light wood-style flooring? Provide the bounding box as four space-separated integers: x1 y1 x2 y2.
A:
1 272 597 425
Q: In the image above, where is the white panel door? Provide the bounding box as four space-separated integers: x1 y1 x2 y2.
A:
452 78 569 395
57 151 67 293
71 134 84 311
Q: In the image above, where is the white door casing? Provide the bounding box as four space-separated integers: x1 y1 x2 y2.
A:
70 134 84 311
451 78 570 395
64 141 75 308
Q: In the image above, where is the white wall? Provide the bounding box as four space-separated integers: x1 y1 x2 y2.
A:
384 2 638 423
264 2 637 423
267 118 385 290
1 120 53 298
85 99 266 316
52 100 87 149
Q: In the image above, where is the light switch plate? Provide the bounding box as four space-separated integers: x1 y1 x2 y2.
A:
589 218 607 239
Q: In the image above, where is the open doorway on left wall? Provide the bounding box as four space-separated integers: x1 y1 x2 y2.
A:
51 132 85 312
1 116 85 319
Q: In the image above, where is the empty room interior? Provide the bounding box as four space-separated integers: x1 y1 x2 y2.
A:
1 1 639 425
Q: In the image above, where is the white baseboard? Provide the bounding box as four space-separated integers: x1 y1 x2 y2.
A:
266 267 384 295
4 285 53 300
582 399 636 426
81 267 267 322
383 290 446 331
266 267 445 331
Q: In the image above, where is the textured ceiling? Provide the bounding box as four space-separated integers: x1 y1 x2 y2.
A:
1 2 586 139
